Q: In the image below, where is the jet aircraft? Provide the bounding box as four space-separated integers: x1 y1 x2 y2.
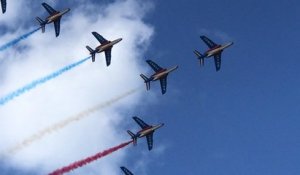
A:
36 2 70 37
127 116 164 151
121 167 134 175
86 32 122 66
1 0 6 13
194 35 233 71
140 60 178 94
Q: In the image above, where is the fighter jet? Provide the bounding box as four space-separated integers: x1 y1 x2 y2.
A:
121 167 134 175
86 32 122 66
140 60 178 95
1 0 6 14
36 2 70 37
194 35 233 71
127 116 164 151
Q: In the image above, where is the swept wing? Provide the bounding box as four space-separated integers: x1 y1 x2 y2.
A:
42 3 58 15
92 32 108 44
146 60 163 72
200 35 218 48
133 116 150 129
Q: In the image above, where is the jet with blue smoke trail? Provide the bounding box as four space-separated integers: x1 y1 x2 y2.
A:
0 56 90 106
36 2 70 37
1 0 6 13
86 32 122 66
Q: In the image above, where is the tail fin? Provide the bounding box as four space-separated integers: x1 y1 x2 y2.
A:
140 74 150 90
86 46 96 62
127 130 137 146
194 50 204 66
36 17 46 33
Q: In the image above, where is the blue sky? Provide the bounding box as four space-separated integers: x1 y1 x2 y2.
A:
132 0 300 174
1 0 300 175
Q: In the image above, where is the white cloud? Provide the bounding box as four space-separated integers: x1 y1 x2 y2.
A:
0 0 154 174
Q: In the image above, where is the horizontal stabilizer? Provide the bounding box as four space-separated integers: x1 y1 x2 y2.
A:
127 130 137 146
86 46 96 62
36 17 46 33
194 50 204 66
140 74 150 90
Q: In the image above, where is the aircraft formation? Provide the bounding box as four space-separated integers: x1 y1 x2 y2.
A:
0 1 234 174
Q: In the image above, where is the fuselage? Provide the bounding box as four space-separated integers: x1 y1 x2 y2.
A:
151 66 178 81
205 42 233 57
136 123 164 138
95 38 122 53
46 8 70 23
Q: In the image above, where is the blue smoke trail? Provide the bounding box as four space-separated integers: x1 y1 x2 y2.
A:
0 56 91 106
0 28 40 51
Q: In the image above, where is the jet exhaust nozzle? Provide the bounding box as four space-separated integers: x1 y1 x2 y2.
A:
140 74 150 90
127 130 137 146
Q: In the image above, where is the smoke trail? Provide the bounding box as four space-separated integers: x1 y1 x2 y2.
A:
7 89 138 154
0 56 91 106
0 28 40 51
49 141 132 175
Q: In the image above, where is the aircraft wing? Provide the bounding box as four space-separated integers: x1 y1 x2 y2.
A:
120 167 134 175
92 32 108 45
53 17 61 37
146 60 163 72
159 76 167 94
146 132 154 150
104 48 112 66
200 35 217 48
214 53 222 71
42 3 58 15
1 0 6 13
133 116 149 129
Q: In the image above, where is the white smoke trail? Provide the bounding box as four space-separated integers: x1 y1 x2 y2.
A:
6 88 138 155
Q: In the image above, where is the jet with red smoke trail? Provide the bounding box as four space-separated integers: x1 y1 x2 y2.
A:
140 60 178 94
36 2 70 37
1 0 6 13
121 166 134 175
86 32 122 66
194 35 233 71
127 116 164 151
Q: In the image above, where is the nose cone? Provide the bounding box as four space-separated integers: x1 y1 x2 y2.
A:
112 38 122 45
161 123 165 127
116 38 123 43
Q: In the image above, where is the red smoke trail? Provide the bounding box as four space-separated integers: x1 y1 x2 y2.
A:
49 140 132 175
